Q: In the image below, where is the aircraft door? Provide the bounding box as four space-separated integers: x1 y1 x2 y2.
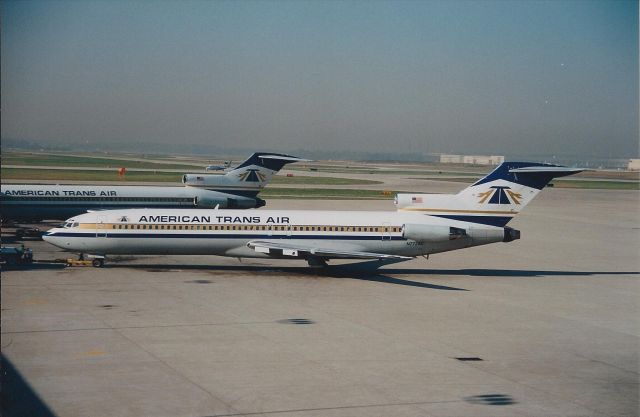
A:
381 222 391 241
96 215 108 238
286 224 292 238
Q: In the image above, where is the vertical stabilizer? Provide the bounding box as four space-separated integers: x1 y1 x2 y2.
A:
224 152 310 188
396 162 583 226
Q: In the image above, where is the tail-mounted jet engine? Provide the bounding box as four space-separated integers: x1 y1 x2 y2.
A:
183 174 227 187
194 194 265 209
402 224 467 242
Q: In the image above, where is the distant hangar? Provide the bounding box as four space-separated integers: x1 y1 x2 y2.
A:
439 154 505 165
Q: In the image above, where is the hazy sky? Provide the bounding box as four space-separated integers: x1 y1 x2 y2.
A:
2 0 638 157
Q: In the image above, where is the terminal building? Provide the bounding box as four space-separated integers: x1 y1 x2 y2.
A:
439 154 505 165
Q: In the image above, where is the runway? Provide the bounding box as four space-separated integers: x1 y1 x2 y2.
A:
2 189 638 417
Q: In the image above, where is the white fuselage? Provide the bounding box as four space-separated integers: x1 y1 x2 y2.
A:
0 184 263 221
43 208 508 260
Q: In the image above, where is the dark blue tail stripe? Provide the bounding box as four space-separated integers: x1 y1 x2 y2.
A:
430 214 513 227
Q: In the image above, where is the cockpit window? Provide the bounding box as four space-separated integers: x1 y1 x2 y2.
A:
63 221 79 228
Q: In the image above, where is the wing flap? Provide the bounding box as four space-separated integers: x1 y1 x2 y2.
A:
247 240 411 260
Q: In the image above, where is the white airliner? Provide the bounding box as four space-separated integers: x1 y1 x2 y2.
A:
1 153 307 221
43 162 583 267
205 160 232 171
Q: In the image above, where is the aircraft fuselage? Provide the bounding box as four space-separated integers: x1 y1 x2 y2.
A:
42 208 510 260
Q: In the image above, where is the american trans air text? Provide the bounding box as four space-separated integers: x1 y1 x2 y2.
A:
138 215 290 224
4 189 118 197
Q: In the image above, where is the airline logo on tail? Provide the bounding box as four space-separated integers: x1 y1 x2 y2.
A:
237 169 267 183
477 186 522 205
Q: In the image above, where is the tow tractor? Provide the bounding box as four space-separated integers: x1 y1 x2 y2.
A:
0 245 34 267
66 255 105 268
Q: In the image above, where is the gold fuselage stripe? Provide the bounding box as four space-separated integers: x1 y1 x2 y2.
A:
77 223 403 233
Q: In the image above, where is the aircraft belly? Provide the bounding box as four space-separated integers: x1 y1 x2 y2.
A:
249 238 419 259
93 236 244 256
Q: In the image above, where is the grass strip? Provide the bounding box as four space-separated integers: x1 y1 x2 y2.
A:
261 188 397 199
1 168 184 182
270 176 381 185
1 168 382 186
1 153 203 170
290 166 485 176
551 180 639 190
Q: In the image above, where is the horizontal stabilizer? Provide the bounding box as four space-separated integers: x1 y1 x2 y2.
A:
509 166 585 177
473 162 584 190
259 155 312 163
235 152 310 171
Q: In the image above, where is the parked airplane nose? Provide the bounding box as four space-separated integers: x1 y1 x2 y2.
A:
42 230 62 247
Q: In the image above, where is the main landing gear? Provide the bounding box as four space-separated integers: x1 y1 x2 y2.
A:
306 256 328 268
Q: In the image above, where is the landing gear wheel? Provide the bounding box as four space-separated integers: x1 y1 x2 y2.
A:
306 256 328 268
92 258 104 268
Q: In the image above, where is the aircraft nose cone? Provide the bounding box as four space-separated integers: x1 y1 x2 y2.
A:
42 230 61 246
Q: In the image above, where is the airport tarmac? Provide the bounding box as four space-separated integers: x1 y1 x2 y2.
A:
2 189 639 417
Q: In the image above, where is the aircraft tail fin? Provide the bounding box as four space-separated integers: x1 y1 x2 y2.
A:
183 152 309 194
225 152 311 186
396 162 584 226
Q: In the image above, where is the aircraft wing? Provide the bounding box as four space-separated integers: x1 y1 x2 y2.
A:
247 240 412 260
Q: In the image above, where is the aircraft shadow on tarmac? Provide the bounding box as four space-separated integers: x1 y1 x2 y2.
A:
1 354 56 417
360 268 640 278
112 260 638 292
121 263 469 291
1 263 66 271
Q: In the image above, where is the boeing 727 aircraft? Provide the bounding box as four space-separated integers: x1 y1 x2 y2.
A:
205 160 232 171
43 162 582 267
1 152 307 221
